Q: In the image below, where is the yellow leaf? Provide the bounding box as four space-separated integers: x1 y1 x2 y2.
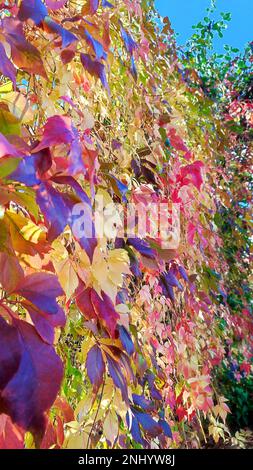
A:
54 257 79 300
2 92 33 123
0 81 13 94
75 396 93 422
5 211 45 255
64 430 88 449
103 410 118 445
91 246 130 302
51 240 79 300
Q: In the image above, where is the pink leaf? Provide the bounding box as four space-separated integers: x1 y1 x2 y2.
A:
0 133 23 159
45 0 67 10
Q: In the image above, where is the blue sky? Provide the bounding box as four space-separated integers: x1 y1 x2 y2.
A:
155 0 253 52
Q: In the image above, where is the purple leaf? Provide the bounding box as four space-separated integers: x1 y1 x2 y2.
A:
0 317 21 390
25 303 66 345
159 274 175 301
75 286 97 319
101 0 113 7
15 272 64 315
36 182 71 241
34 116 77 151
115 237 125 249
159 270 183 299
0 317 63 434
164 271 179 287
110 175 128 201
86 344 105 391
80 53 109 90
126 411 144 445
18 0 48 25
2 17 47 79
119 325 135 356
127 238 156 259
120 23 137 55
9 156 40 186
130 56 137 81
112 139 122 150
146 372 163 400
129 251 142 278
106 354 128 403
159 419 172 438
178 265 189 282
33 148 52 176
9 149 52 186
51 175 90 205
84 30 107 61
43 17 78 49
132 394 154 411
116 288 129 304
0 43 16 86
131 158 142 178
38 178 96 259
133 409 162 437
68 139 86 175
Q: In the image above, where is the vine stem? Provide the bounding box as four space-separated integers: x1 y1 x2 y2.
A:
197 410 207 444
87 380 105 450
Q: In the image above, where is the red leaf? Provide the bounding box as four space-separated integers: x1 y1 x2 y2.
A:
2 17 47 78
75 286 97 319
40 418 57 449
91 289 120 338
76 286 119 337
0 415 24 449
167 128 188 153
34 116 85 174
0 252 24 294
180 161 205 191
53 396 74 422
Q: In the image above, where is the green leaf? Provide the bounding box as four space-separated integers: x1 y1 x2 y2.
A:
0 157 20 179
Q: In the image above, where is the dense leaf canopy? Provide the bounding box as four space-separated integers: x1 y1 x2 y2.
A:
0 0 252 449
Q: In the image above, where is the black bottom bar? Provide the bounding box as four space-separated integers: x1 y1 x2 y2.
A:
0 449 252 468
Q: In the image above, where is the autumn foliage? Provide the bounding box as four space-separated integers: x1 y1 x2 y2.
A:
0 0 252 449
